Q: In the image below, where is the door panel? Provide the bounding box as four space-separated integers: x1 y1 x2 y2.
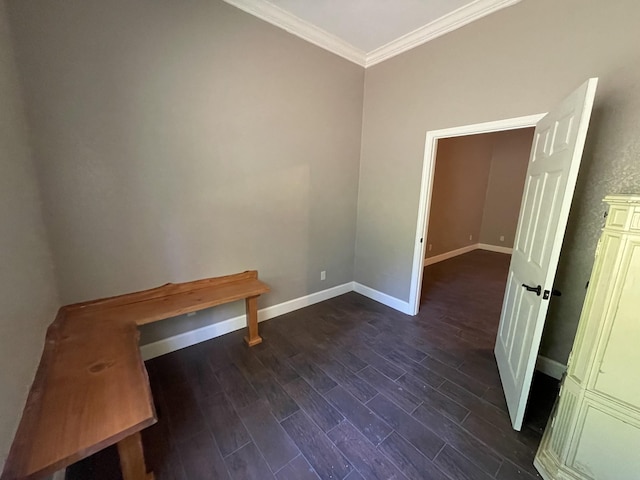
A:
515 175 541 254
498 270 536 398
530 171 562 267
495 78 598 430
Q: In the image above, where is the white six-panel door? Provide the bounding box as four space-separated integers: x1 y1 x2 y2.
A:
495 78 598 430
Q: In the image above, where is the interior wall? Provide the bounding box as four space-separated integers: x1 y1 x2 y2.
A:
6 0 364 342
425 134 493 258
479 128 535 247
355 0 640 363
425 127 533 258
0 1 59 468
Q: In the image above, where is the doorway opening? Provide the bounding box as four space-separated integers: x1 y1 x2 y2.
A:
408 114 561 434
407 79 596 435
418 126 535 352
422 128 535 271
408 114 545 315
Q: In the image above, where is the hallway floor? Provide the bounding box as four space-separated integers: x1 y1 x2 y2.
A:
68 250 557 479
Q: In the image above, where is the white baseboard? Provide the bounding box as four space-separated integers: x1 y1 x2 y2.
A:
477 243 513 254
256 282 353 321
352 282 412 315
140 282 353 360
423 244 478 266
423 243 512 266
536 355 567 380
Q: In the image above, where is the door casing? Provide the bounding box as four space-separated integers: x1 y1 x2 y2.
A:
408 113 546 315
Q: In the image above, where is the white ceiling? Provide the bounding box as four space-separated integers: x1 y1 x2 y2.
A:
223 0 521 67
267 0 473 53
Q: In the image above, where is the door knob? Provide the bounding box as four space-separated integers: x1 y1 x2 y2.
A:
522 284 542 296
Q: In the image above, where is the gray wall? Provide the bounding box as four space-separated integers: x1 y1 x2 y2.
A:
355 0 640 363
0 2 59 467
479 128 534 248
7 0 364 341
425 134 493 257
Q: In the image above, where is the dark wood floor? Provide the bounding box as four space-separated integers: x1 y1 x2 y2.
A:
68 250 558 480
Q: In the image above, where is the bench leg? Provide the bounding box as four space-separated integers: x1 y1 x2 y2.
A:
117 432 154 480
244 295 262 347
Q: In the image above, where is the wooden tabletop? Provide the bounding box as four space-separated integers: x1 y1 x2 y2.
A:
2 271 269 480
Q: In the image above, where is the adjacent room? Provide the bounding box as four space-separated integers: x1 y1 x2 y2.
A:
423 129 534 268
2 0 640 479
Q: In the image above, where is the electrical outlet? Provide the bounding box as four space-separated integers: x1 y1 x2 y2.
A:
469 235 473 241
428 244 432 251
320 270 326 281
500 235 505 242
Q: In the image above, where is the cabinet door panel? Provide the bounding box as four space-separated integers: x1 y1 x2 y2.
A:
593 239 640 409
570 402 640 480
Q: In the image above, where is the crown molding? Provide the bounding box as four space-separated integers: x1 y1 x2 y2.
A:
365 0 522 67
223 0 367 66
223 0 521 68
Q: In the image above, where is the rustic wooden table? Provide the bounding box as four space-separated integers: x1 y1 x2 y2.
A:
1 271 269 480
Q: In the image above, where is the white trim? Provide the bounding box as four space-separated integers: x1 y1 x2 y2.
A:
535 355 566 380
365 0 521 67
141 280 418 360
408 113 546 316
140 282 353 360
140 313 249 360
223 0 521 68
423 244 477 267
423 243 513 267
257 282 354 320
222 0 366 66
353 282 412 315
477 243 513 254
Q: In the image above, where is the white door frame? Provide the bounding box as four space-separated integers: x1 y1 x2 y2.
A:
408 113 547 316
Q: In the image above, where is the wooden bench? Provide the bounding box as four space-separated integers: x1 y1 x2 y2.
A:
1 271 270 480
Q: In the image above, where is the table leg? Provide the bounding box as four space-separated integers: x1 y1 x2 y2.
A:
244 295 262 346
117 432 155 480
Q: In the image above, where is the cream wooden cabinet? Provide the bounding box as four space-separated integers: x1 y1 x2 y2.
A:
535 195 640 480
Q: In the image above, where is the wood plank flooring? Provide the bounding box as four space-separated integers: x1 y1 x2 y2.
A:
67 250 558 480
